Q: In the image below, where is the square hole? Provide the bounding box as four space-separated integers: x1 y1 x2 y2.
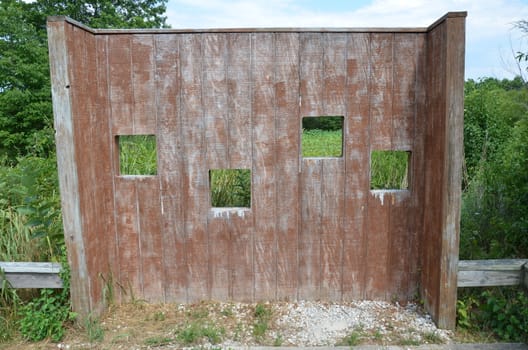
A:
210 169 251 208
370 150 410 190
118 135 157 176
302 116 343 157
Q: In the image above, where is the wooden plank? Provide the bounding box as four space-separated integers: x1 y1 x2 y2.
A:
364 33 393 300
369 33 393 150
457 259 528 287
131 34 156 134
208 213 230 300
114 178 142 299
523 263 528 290
437 14 465 330
409 33 427 300
226 33 254 301
0 263 61 289
319 33 346 301
386 33 418 299
252 32 277 300
136 177 163 301
228 211 254 301
299 159 322 300
154 34 187 302
298 32 324 300
392 34 416 150
203 33 229 169
320 159 345 301
180 33 210 301
47 20 90 314
421 22 446 324
342 32 370 300
108 35 133 135
227 33 252 169
95 34 118 307
68 25 98 308
275 32 300 300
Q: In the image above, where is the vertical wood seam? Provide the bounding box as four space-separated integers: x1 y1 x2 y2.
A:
105 35 123 301
340 33 349 301
177 35 189 303
250 32 256 302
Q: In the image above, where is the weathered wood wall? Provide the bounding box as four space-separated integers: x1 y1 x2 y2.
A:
47 12 466 328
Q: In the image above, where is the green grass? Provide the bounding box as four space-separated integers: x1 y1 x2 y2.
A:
302 129 342 157
118 135 157 175
370 150 409 190
210 169 251 208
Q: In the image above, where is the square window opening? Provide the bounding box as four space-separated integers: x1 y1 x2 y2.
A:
370 150 410 190
302 116 343 158
210 169 251 208
117 135 157 176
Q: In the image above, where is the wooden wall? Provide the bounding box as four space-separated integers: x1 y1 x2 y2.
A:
47 12 465 328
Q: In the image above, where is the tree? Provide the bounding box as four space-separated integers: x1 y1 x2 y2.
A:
0 0 53 160
28 0 168 29
0 0 168 161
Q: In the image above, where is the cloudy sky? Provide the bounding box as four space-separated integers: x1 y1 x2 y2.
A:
165 0 528 80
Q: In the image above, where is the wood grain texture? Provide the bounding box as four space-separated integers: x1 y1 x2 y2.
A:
154 34 188 302
47 20 91 315
274 33 300 300
342 33 370 300
180 33 210 301
252 32 277 300
48 14 466 329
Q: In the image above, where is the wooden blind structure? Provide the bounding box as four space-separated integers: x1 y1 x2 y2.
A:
47 12 466 329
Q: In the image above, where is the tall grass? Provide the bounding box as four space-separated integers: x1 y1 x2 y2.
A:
119 135 157 175
210 169 251 207
370 150 409 190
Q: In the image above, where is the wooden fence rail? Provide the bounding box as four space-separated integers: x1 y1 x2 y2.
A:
1 259 527 290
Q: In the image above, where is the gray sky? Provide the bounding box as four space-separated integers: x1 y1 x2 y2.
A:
165 0 528 80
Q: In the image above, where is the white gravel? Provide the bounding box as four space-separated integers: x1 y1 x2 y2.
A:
222 300 453 347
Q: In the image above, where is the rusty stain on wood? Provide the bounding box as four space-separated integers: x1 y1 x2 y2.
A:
47 12 466 329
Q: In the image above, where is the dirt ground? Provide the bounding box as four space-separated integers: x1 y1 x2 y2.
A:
1 301 492 350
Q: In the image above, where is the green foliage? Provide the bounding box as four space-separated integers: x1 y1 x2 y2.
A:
459 289 528 343
210 169 251 207
85 315 105 342
175 322 224 345
30 0 168 29
336 328 363 346
18 249 75 342
302 116 343 131
119 135 158 175
459 76 528 342
370 150 409 190
302 129 342 157
253 303 272 342
0 0 169 162
0 156 63 259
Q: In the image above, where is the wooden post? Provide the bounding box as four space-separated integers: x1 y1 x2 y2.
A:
47 18 91 316
422 12 466 330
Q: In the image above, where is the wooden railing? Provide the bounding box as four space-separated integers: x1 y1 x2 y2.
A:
1 259 527 290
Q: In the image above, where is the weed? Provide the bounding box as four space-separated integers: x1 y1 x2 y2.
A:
85 315 104 342
422 330 445 343
176 322 224 345
397 337 421 346
336 328 362 346
144 336 174 346
273 333 283 346
253 303 272 342
18 250 75 342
